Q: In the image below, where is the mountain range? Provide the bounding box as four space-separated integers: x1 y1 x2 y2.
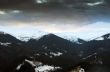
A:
0 31 110 72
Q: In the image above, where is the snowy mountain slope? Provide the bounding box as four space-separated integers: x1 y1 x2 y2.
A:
94 33 110 40
55 33 86 44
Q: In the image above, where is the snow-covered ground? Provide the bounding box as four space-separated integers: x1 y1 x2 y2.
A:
35 65 61 72
16 59 61 72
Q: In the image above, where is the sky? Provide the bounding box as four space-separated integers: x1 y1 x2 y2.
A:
0 0 110 40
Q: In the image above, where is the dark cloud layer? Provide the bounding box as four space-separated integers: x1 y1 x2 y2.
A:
0 9 110 29
0 0 109 9
0 0 110 28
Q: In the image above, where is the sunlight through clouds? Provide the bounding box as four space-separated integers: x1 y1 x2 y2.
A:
0 10 6 15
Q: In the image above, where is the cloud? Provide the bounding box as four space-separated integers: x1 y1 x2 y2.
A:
0 0 36 9
87 0 104 6
0 0 109 27
0 9 92 27
0 0 109 10
0 10 6 15
0 9 109 34
0 21 79 33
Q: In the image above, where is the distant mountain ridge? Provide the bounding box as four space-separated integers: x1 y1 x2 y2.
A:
0 31 110 72
17 32 86 44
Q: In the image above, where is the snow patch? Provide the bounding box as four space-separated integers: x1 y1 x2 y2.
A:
79 68 85 72
16 59 43 70
34 54 40 56
16 59 61 72
50 52 63 56
16 64 22 70
0 42 11 46
49 56 53 58
25 59 43 67
35 65 61 72
25 59 36 67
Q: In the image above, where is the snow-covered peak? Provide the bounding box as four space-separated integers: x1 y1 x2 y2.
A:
18 32 86 44
54 32 86 44
16 32 48 42
55 33 78 41
94 33 110 40
0 26 48 42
